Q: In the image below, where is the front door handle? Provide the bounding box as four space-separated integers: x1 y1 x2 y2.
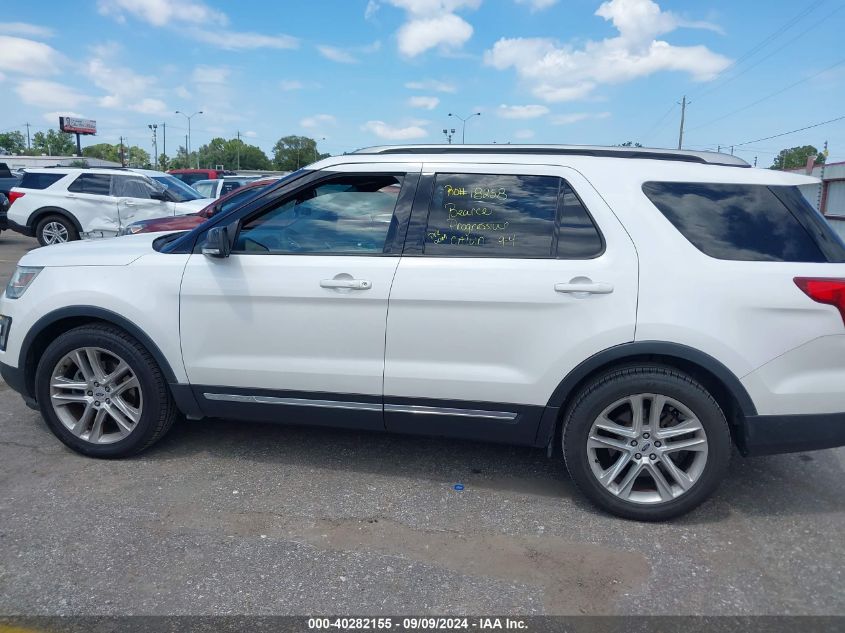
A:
320 278 372 290
555 281 614 295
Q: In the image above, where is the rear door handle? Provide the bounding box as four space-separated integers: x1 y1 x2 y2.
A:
320 278 372 290
554 282 614 295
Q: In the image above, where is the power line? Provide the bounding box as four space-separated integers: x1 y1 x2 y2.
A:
690 56 845 131
730 114 845 148
694 3 844 102
640 103 677 143
690 0 828 100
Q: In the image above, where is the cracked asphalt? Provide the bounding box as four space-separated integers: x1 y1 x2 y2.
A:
0 233 843 615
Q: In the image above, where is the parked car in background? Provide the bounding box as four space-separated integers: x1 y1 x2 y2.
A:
128 168 208 202
4 145 844 521
0 192 9 234
7 167 213 245
191 177 259 199
167 168 236 185
0 163 21 196
119 177 281 235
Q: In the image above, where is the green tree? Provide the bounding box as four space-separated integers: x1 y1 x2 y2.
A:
83 143 121 163
124 146 150 168
272 135 329 171
30 129 76 156
157 153 170 171
0 131 27 155
771 145 827 170
195 137 271 170
168 146 191 169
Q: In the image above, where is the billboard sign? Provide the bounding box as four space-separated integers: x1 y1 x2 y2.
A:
59 117 97 135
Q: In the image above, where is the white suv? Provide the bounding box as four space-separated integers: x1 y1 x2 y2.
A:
2 145 844 521
7 167 212 245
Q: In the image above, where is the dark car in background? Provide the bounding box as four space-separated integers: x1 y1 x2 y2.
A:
119 177 280 235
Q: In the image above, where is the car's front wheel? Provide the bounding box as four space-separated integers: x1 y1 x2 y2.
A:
35 214 78 246
35 324 178 458
562 365 731 521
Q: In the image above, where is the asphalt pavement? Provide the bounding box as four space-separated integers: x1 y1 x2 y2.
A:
0 232 843 616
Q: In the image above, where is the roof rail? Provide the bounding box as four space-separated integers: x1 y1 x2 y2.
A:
40 165 130 170
352 144 750 167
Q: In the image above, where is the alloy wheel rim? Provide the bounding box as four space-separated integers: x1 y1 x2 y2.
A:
586 393 708 505
49 347 143 444
43 222 69 244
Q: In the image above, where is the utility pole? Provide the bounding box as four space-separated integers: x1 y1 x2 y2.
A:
25 123 31 150
161 122 166 168
236 130 241 170
754 156 758 167
119 136 126 167
677 95 688 150
148 124 158 168
817 140 828 213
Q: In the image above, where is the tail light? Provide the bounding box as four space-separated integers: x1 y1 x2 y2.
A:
7 191 25 206
795 277 845 325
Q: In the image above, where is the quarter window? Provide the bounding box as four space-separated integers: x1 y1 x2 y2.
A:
234 174 404 254
67 174 112 196
19 172 64 190
642 182 828 262
423 173 602 259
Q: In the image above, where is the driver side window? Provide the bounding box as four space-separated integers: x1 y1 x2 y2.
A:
234 173 404 255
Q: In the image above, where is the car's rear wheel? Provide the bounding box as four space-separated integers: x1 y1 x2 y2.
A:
35 324 178 458
35 214 78 246
562 365 731 521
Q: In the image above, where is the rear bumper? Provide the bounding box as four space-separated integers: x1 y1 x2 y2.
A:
740 412 845 456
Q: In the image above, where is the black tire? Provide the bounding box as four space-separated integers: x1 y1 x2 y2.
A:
35 324 178 458
35 213 79 246
562 365 731 521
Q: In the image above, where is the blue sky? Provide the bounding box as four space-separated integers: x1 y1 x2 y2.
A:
0 0 843 166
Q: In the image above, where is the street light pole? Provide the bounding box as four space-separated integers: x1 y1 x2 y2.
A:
175 110 203 168
148 124 158 168
448 112 481 144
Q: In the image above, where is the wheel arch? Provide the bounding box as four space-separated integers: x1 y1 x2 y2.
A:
30 207 82 234
537 341 757 449
19 306 179 401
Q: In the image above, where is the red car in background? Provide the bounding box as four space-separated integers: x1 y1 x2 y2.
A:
119 178 278 235
167 168 237 185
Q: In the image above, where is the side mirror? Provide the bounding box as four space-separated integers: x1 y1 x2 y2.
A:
202 226 231 258
150 191 168 201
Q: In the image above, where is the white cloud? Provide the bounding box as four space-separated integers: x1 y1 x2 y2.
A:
405 79 457 93
300 114 337 129
365 0 380 19
280 80 304 91
192 65 230 84
0 72 5 83
244 130 257 138
515 0 557 11
514 129 535 139
98 0 298 50
384 0 480 57
15 80 89 109
362 120 428 140
0 23 54 38
397 13 473 57
86 56 159 111
484 0 731 102
496 104 549 119
130 98 168 115
98 0 228 27
0 36 63 75
550 111 611 125
175 85 192 99
317 45 359 64
188 29 298 50
408 96 440 109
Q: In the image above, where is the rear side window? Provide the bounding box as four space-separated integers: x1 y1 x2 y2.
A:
67 174 112 196
642 182 835 262
19 172 64 190
423 173 603 258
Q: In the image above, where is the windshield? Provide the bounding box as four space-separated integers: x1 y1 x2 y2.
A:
151 174 204 202
212 183 274 216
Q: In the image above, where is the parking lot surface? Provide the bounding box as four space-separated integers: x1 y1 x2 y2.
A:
0 234 843 615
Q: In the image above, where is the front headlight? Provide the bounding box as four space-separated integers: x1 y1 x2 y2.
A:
117 225 144 236
5 266 43 299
